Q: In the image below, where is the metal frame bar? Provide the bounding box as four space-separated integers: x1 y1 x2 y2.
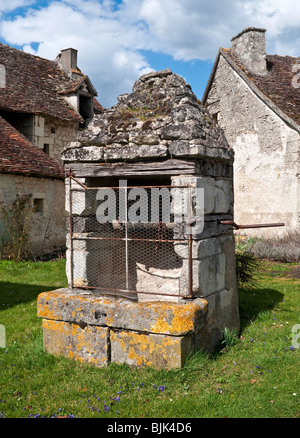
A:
220 220 285 229
68 176 194 298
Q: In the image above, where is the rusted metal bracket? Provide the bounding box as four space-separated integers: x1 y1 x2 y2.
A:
219 220 285 230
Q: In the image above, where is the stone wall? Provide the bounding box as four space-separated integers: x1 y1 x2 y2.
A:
0 173 67 257
205 55 300 237
231 28 267 76
33 115 78 166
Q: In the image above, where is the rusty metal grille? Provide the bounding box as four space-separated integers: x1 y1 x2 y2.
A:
68 176 193 298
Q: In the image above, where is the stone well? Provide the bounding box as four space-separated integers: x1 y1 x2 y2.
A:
37 69 240 368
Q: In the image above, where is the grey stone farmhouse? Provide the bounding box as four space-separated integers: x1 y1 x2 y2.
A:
0 44 101 257
0 116 65 257
202 27 300 237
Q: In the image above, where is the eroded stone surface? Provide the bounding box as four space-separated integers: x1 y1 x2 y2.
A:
111 330 194 369
62 69 231 163
37 289 208 336
38 288 208 368
42 319 109 367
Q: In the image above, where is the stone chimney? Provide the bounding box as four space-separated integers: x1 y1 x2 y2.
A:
231 27 267 75
57 48 78 73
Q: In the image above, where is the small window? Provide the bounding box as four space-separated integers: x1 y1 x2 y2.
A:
212 112 219 123
51 127 56 134
43 144 50 155
79 95 93 128
34 198 44 213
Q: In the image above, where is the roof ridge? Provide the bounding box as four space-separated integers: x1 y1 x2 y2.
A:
0 41 58 64
0 43 84 121
219 48 300 131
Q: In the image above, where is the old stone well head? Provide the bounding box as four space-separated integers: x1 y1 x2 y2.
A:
37 68 240 369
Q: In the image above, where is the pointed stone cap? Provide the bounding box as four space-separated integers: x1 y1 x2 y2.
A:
63 69 232 163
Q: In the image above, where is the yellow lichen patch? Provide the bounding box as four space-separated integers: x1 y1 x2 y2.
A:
149 302 199 335
127 346 145 366
105 314 116 326
37 291 68 320
161 336 176 347
68 350 75 360
43 318 65 333
128 333 148 352
111 332 126 352
169 306 198 334
150 317 170 334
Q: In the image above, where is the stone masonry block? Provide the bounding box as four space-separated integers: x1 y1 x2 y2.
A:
65 177 87 215
37 289 208 336
65 246 89 288
42 319 109 367
171 175 214 216
174 236 221 259
180 252 226 297
198 253 226 296
38 289 208 369
214 179 233 214
110 330 194 369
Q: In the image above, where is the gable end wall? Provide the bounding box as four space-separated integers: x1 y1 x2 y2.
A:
205 55 300 237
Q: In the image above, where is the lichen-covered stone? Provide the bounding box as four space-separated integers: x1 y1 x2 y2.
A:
42 319 109 367
37 289 208 336
110 330 193 369
37 288 208 368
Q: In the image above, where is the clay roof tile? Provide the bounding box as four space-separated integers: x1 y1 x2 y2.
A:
0 115 64 179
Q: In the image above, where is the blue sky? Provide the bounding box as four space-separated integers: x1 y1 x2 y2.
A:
0 0 299 107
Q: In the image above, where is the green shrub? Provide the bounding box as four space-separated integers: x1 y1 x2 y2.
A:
0 194 35 262
221 327 238 348
235 249 260 290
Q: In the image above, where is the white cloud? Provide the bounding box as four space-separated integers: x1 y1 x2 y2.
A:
0 0 299 106
138 0 300 59
242 0 300 55
0 0 34 12
0 1 152 106
139 0 219 60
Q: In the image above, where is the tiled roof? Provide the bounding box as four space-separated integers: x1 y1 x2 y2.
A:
0 115 64 179
93 97 104 114
0 43 83 121
58 74 97 96
220 48 300 127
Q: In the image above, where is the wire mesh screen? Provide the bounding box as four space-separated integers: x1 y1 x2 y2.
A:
68 176 193 299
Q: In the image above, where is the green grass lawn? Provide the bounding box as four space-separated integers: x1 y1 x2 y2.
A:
0 258 299 418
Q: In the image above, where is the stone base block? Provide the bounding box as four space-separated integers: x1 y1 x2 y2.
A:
42 319 109 367
37 288 208 369
111 330 193 369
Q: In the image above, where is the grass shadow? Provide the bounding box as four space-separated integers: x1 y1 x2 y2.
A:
0 281 63 309
238 286 284 333
0 258 67 309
